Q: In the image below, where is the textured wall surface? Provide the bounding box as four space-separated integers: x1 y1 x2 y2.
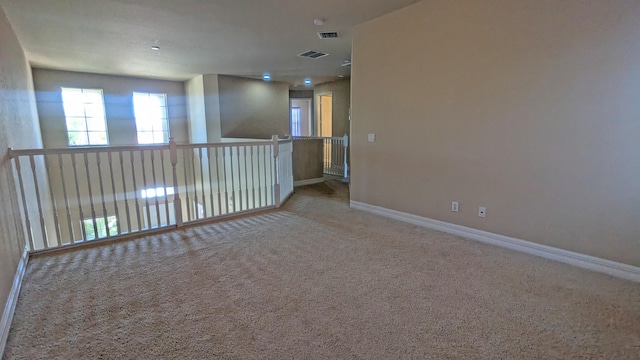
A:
0 5 44 320
218 75 289 139
351 0 640 265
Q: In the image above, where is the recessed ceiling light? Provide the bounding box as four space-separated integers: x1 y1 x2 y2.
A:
304 79 312 86
338 75 345 78
263 73 271 81
151 46 160 51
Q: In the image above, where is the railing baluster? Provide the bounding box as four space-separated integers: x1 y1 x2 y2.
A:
119 151 131 234
44 155 62 247
230 146 236 213
160 150 171 226
272 136 280 206
190 148 199 220
95 152 110 238
222 147 229 214
57 154 74 243
199 147 207 218
83 153 98 241
182 148 192 222
13 157 35 250
169 138 182 227
206 147 215 217
71 154 87 241
214 147 222 216
257 146 263 208
263 144 269 206
140 150 152 229
129 151 142 233
235 146 242 211
244 146 250 210
29 155 48 248
150 150 161 228
250 146 256 209
107 152 121 236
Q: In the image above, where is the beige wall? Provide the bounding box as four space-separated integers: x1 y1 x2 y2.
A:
351 0 640 265
0 5 43 323
314 79 351 137
218 75 289 139
185 75 208 143
32 68 189 147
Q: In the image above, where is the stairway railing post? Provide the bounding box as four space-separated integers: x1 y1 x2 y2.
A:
169 138 183 227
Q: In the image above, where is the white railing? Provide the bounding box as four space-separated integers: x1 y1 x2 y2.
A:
293 134 348 179
9 136 293 252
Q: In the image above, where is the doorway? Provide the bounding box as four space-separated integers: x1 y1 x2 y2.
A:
317 93 333 137
290 98 312 137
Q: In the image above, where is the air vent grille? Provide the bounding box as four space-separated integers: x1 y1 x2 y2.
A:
318 31 339 39
298 50 329 59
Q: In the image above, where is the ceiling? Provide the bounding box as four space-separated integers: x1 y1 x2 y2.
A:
0 0 420 87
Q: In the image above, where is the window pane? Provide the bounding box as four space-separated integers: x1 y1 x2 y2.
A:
153 131 167 144
137 132 154 144
148 106 164 121
88 131 108 145
149 93 166 107
61 88 83 104
66 117 87 131
107 216 118 236
68 132 89 146
84 103 105 118
86 117 106 131
136 119 154 131
83 90 103 104
63 102 85 117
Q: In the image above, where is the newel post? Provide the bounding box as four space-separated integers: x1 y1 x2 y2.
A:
169 138 183 227
272 135 281 206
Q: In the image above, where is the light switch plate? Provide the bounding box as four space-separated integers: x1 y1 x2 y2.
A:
368 133 376 142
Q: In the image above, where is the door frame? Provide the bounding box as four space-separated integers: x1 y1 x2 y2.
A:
315 91 333 137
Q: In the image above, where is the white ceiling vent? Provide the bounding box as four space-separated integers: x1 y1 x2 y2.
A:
318 31 339 39
298 50 329 59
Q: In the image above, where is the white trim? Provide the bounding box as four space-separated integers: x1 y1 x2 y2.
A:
294 178 325 187
0 247 29 357
350 201 640 283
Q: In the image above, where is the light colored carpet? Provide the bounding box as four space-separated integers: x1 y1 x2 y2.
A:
4 182 640 359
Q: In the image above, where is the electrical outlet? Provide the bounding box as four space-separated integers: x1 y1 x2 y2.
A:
451 201 459 212
368 133 376 142
478 207 486 218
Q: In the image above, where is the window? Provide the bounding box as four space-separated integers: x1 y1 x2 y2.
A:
140 186 175 199
61 88 108 146
83 215 118 240
133 92 169 144
291 107 301 136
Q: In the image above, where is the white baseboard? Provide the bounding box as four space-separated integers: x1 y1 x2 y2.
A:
350 201 640 283
294 178 325 187
0 247 29 357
